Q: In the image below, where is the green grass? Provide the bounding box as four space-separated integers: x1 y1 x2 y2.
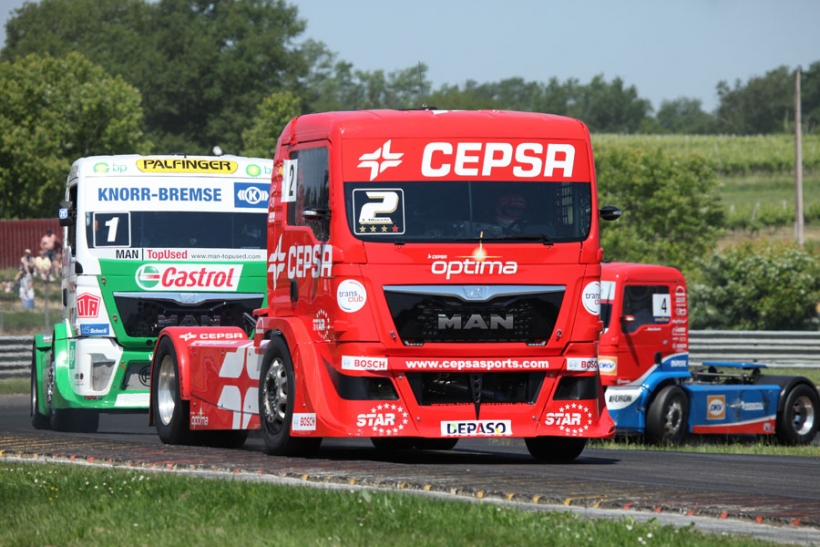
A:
0 379 27 395
0 462 784 547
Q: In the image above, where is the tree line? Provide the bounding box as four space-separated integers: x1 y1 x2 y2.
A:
1 0 818 330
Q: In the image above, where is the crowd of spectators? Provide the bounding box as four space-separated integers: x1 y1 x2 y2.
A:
5 227 62 309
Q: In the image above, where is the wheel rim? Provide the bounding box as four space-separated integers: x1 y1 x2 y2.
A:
30 373 37 414
790 394 815 436
262 358 288 434
664 399 684 436
157 355 177 426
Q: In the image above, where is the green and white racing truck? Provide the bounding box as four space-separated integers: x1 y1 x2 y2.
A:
31 155 273 432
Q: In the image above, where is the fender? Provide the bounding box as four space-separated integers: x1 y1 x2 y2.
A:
49 321 74 410
31 333 54 416
755 374 819 416
152 326 247 403
605 362 691 434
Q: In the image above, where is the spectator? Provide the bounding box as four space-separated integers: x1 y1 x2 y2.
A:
34 249 53 281
19 271 34 309
15 248 35 283
1 276 12 293
40 227 58 262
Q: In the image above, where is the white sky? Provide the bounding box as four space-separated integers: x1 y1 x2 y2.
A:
2 0 818 113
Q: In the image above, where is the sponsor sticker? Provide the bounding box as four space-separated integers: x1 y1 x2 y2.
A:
80 324 110 336
599 357 617 375
606 388 642 410
707 395 726 420
76 293 101 318
135 264 242 291
566 357 598 371
582 281 600 315
440 420 512 437
337 279 367 313
292 413 317 431
545 403 593 435
234 182 270 209
137 158 237 174
342 355 388 371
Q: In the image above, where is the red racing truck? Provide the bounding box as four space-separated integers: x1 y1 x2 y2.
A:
600 262 819 444
149 109 622 461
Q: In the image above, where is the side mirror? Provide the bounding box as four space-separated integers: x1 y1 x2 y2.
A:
302 206 331 221
58 200 74 227
599 205 622 222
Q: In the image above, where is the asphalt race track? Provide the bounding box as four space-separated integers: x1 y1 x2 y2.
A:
1 394 819 545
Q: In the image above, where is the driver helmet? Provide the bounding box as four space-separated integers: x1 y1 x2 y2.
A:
496 193 527 228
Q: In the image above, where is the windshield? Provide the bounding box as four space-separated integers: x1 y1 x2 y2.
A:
85 211 266 249
344 181 591 242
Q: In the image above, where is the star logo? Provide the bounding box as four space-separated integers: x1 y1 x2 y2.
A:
181 332 197 342
357 140 403 181
267 235 287 290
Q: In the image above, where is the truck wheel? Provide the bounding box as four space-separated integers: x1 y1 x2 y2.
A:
152 337 193 445
258 337 321 457
776 383 819 445
525 437 586 462
646 385 688 445
30 347 50 430
415 438 459 451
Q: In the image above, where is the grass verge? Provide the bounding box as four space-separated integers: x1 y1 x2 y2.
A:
0 462 783 547
0 378 27 395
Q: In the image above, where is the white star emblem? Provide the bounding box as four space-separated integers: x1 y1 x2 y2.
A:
358 140 403 181
181 332 197 342
267 235 287 290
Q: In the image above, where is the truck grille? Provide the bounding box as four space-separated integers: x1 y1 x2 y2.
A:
384 285 564 344
113 292 264 338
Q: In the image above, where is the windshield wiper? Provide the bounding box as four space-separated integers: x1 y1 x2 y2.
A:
485 233 554 245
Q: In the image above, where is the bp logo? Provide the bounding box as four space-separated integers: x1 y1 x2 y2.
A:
135 265 161 289
246 164 262 177
93 162 109 173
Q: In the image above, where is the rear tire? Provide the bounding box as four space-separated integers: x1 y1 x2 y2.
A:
525 436 586 462
151 337 193 445
776 383 819 445
645 385 688 445
258 337 321 456
30 347 50 430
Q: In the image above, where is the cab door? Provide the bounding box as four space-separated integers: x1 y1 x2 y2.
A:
616 283 672 382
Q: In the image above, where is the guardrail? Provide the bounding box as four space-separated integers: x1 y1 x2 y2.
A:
2 331 820 380
0 336 33 380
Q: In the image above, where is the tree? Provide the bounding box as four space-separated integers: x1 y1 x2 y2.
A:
595 144 724 273
0 52 147 219
801 61 820 134
689 242 820 330
1 0 311 154
656 97 717 134
241 91 301 158
570 75 652 133
715 66 794 134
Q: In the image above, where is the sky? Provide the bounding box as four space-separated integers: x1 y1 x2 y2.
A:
0 0 818 113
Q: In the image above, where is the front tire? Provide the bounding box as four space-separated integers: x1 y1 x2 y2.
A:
31 346 50 430
258 337 321 456
776 383 819 445
645 385 689 445
525 436 586 462
151 337 193 445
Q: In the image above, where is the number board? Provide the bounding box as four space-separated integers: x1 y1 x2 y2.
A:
93 212 131 247
352 189 405 235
